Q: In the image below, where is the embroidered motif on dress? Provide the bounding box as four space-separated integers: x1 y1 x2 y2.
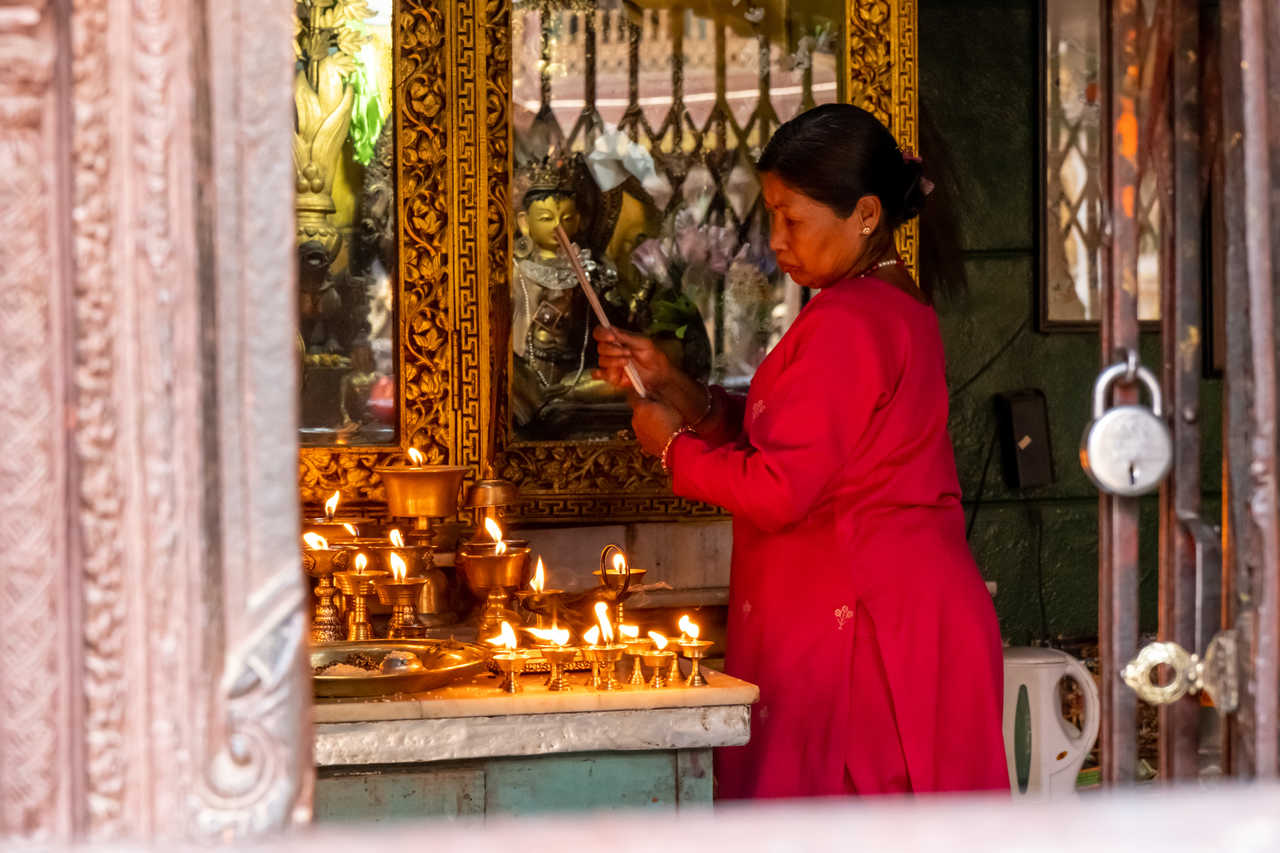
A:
834 604 853 630
742 600 752 617
751 399 767 423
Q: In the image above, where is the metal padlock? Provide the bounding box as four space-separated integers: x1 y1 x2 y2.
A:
1080 355 1172 496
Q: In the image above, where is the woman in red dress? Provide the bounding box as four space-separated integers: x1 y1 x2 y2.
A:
594 104 1008 798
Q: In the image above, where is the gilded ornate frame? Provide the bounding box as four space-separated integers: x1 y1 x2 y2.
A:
299 0 918 522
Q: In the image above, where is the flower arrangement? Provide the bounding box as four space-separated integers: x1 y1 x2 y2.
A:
629 203 779 384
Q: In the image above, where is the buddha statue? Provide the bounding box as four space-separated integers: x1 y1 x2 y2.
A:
510 156 627 432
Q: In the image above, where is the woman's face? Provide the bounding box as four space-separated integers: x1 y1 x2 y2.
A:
761 173 872 289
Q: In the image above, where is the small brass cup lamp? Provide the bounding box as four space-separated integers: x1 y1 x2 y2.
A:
302 532 350 644
332 555 389 641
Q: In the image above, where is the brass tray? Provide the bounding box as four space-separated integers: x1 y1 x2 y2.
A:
311 639 487 698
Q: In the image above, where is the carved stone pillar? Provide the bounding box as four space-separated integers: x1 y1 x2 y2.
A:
0 0 309 841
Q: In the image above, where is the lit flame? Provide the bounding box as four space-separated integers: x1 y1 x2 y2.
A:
343 523 359 538
484 517 507 555
593 601 615 644
355 553 368 573
678 614 700 640
583 626 601 646
619 624 640 640
610 552 628 574
389 528 405 548
531 558 545 593
302 532 328 550
648 631 669 650
390 553 408 581
481 622 517 648
324 491 340 521
407 447 425 466
528 626 570 646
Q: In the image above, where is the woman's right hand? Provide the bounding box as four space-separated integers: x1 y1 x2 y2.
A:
592 326 678 393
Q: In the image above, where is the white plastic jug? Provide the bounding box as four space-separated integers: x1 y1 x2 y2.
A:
1002 647 1100 798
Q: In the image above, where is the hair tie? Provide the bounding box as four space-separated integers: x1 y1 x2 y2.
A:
900 148 935 197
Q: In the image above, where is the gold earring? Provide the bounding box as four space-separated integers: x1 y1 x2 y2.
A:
862 226 872 235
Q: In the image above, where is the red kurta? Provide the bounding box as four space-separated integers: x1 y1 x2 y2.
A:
669 275 1008 798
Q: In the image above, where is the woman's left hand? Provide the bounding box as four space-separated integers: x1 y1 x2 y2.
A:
630 395 684 457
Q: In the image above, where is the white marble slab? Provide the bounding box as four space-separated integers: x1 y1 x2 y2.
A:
313 667 757 723
314 704 751 766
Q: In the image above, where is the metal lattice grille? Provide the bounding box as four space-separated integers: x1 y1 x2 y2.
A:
1043 0 1161 325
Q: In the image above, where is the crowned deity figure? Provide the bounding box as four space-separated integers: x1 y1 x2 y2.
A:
510 155 628 432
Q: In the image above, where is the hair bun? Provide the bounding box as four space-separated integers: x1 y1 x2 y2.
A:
900 158 930 223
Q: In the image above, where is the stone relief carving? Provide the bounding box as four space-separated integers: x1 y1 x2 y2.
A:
2 0 309 841
0 0 76 838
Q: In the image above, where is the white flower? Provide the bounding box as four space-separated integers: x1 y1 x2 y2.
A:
744 6 765 23
587 125 656 192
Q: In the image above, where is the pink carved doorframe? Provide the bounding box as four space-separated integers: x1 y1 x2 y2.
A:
0 0 310 840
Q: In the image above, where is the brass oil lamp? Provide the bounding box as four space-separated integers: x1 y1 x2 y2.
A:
581 602 625 691
372 447 467 570
373 553 429 639
527 626 577 692
457 518 532 640
302 531 349 644
332 553 389 641
642 631 676 689
487 621 525 694
676 614 714 687
593 544 645 627
303 491 373 542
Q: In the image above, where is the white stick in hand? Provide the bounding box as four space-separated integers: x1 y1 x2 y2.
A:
552 225 649 398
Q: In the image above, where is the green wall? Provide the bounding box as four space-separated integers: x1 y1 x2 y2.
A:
920 0 1223 642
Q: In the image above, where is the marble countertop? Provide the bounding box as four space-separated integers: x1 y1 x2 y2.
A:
313 667 758 767
314 666 758 724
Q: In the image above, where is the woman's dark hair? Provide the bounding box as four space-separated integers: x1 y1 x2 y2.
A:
756 103 966 305
756 103 928 229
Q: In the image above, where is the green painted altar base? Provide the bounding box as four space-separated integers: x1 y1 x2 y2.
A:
313 668 756 821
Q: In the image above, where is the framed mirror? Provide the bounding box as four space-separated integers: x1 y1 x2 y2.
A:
295 0 398 446
298 0 917 520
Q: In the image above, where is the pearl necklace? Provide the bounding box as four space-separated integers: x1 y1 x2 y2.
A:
854 257 903 278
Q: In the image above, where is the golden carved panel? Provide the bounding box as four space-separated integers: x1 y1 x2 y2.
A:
298 0 916 521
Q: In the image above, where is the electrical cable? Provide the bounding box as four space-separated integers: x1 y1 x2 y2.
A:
949 318 1030 400
965 428 1000 541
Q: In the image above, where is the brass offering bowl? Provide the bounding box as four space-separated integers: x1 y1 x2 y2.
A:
582 644 626 691
622 637 653 686
303 517 375 542
593 544 647 626
642 648 676 689
492 651 525 694
538 646 579 691
372 464 468 520
311 639 487 698
358 543 453 622
332 569 389 641
303 547 351 644
373 576 430 639
456 544 532 639
678 639 715 687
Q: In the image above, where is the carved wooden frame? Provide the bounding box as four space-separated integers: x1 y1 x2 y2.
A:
298 0 917 522
2 0 308 839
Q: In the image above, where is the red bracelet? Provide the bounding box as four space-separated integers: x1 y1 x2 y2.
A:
660 426 695 474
